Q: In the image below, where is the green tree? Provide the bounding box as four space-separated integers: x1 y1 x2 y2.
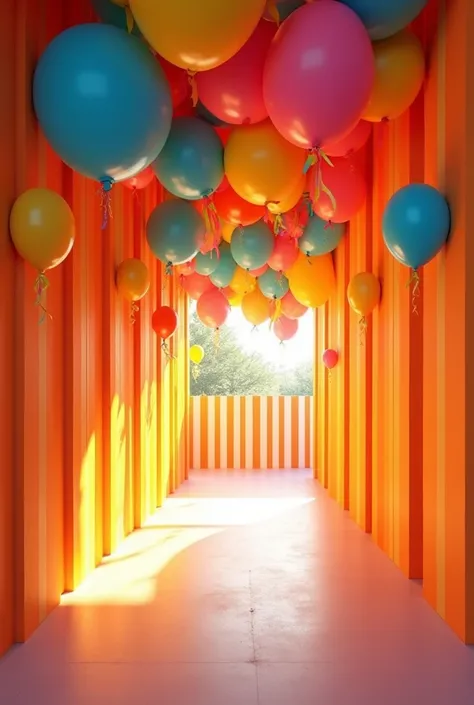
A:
278 360 314 396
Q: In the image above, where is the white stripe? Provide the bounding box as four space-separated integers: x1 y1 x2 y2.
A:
207 396 215 470
234 396 241 469
260 397 267 470
272 396 279 469
298 396 306 469
284 396 292 469
192 396 201 469
245 396 253 469
310 399 314 470
220 397 227 470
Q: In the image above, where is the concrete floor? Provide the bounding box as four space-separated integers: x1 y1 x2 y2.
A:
1 469 474 704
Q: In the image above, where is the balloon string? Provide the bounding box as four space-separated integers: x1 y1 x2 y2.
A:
130 301 139 324
99 184 113 230
266 0 280 23
125 6 135 32
328 369 332 383
213 327 220 351
202 195 221 256
161 340 174 359
359 316 367 346
162 263 172 291
407 269 421 315
191 364 200 381
251 325 258 333
34 272 52 324
269 297 282 329
273 213 284 235
187 71 198 107
305 148 336 214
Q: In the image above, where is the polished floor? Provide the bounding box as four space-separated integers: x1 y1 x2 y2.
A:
1 469 474 704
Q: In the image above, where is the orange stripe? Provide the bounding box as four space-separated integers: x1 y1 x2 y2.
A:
253 396 261 470
240 399 246 470
227 397 234 469
200 396 208 469
214 396 220 469
305 396 311 469
278 397 285 468
267 397 273 469
291 397 298 468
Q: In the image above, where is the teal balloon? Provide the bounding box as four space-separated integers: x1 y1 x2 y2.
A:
209 243 237 288
146 200 204 266
195 250 219 276
231 222 275 270
339 0 428 40
153 117 224 200
91 0 142 37
382 184 450 270
196 101 230 127
299 215 345 256
258 269 289 300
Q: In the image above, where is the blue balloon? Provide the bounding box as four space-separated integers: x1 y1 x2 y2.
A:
339 0 428 40
195 250 219 276
277 0 305 21
299 215 345 256
153 117 224 200
91 0 142 37
209 243 237 288
33 24 172 188
258 269 289 300
230 222 275 270
146 200 204 266
382 184 450 270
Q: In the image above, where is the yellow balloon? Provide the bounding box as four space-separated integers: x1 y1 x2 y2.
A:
347 272 380 317
362 31 425 122
288 252 336 309
10 188 75 272
190 344 204 364
225 120 306 206
129 0 266 71
227 288 244 307
221 220 235 244
230 266 256 296
116 258 150 302
241 288 271 326
266 175 305 215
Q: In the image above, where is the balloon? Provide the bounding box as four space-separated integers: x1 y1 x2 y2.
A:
230 221 275 270
224 287 245 307
146 199 204 266
250 264 269 278
209 242 237 288
362 31 425 123
322 348 338 369
288 252 336 308
176 260 195 277
266 176 305 216
129 0 266 71
338 0 428 40
194 250 219 276
281 290 308 319
382 184 450 270
157 56 190 110
230 267 257 295
33 24 172 187
215 127 232 147
190 344 204 364
153 117 224 200
263 1 374 148
268 235 299 272
196 289 230 329
116 258 150 301
195 101 230 127
258 269 289 300
241 288 271 326
347 272 381 318
224 120 306 206
10 188 75 272
322 121 372 158
152 305 178 339
274 315 298 342
213 185 265 227
298 216 345 256
196 21 276 125
221 221 236 244
313 158 366 223
91 0 142 36
216 175 230 194
264 0 305 22
181 271 216 300
122 165 155 191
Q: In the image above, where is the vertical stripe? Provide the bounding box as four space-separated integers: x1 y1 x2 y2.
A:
279 397 285 469
240 398 246 470
298 396 306 469
291 397 299 469
207 395 215 470
192 397 200 470
227 396 234 469
214 396 221 470
253 397 261 470
271 396 279 469
308 396 313 470
219 397 227 469
233 397 241 469
260 397 267 470
284 396 292 469
267 397 273 469
245 396 253 470
200 396 208 469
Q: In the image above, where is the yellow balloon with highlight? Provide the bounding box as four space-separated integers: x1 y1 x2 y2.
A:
190 344 204 365
241 287 271 326
230 266 256 296
288 252 336 309
227 288 244 307
116 258 150 302
129 0 266 72
10 188 75 272
347 272 380 317
221 221 235 244
266 175 305 216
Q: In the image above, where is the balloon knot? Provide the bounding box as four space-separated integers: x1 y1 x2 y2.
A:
324 220 333 230
165 261 173 277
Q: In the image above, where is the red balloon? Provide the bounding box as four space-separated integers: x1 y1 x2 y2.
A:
213 185 265 226
122 165 155 190
268 234 299 273
181 271 215 299
215 126 232 146
281 290 308 319
157 56 190 109
250 263 269 278
152 306 178 340
175 260 196 277
313 158 367 223
196 289 230 329
322 348 338 369
197 21 277 125
322 120 372 158
274 315 298 342
215 174 230 193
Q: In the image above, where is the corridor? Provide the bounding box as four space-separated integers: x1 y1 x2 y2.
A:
1 470 473 704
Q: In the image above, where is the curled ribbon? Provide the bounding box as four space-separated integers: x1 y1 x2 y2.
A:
407 269 421 315
359 316 368 346
99 179 113 230
303 148 337 216
34 272 53 324
130 301 139 325
202 194 222 256
161 340 175 360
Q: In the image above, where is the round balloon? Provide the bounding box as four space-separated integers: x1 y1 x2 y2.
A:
194 250 219 276
230 267 257 295
213 185 266 227
299 216 345 256
10 188 75 272
250 263 269 278
347 272 380 316
288 252 336 308
382 184 450 270
91 0 142 36
157 56 190 110
225 120 306 206
196 21 276 125
33 24 172 187
181 271 216 300
268 235 299 272
322 121 372 158
274 315 298 342
263 1 374 148
258 269 289 300
338 0 428 40
224 287 245 307
146 199 204 266
152 305 178 339
196 289 230 329
153 117 224 200
266 176 305 216
313 158 366 223
129 0 266 71
221 221 236 244
190 344 204 364
116 258 150 301
241 288 271 326
122 165 155 191
322 348 338 369
281 290 307 319
209 242 237 288
230 221 275 270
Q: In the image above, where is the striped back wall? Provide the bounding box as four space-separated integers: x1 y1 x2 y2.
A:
190 396 313 470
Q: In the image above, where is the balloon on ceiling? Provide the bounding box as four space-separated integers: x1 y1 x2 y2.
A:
230 221 275 270
91 0 142 35
338 0 428 40
209 242 237 288
146 199 204 270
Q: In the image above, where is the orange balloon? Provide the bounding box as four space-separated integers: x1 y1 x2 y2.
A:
241 287 271 326
221 220 235 244
362 31 425 122
226 288 244 307
266 174 305 215
225 120 306 206
288 251 335 309
116 258 150 302
230 266 257 295
347 272 380 317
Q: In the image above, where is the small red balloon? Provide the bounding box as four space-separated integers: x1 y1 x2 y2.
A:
268 234 299 273
322 120 372 158
322 348 338 369
313 158 367 223
196 289 230 329
213 185 265 227
250 263 269 278
122 165 155 191
281 290 308 319
152 306 178 340
274 315 298 342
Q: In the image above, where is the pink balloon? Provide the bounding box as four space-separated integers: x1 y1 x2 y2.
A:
268 234 299 273
274 315 298 342
181 272 216 300
263 1 375 148
313 158 366 223
322 120 372 158
322 348 338 369
197 289 230 329
250 264 269 278
196 21 277 125
281 290 307 319
122 165 155 190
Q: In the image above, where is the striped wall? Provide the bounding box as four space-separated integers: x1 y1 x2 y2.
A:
190 396 313 470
